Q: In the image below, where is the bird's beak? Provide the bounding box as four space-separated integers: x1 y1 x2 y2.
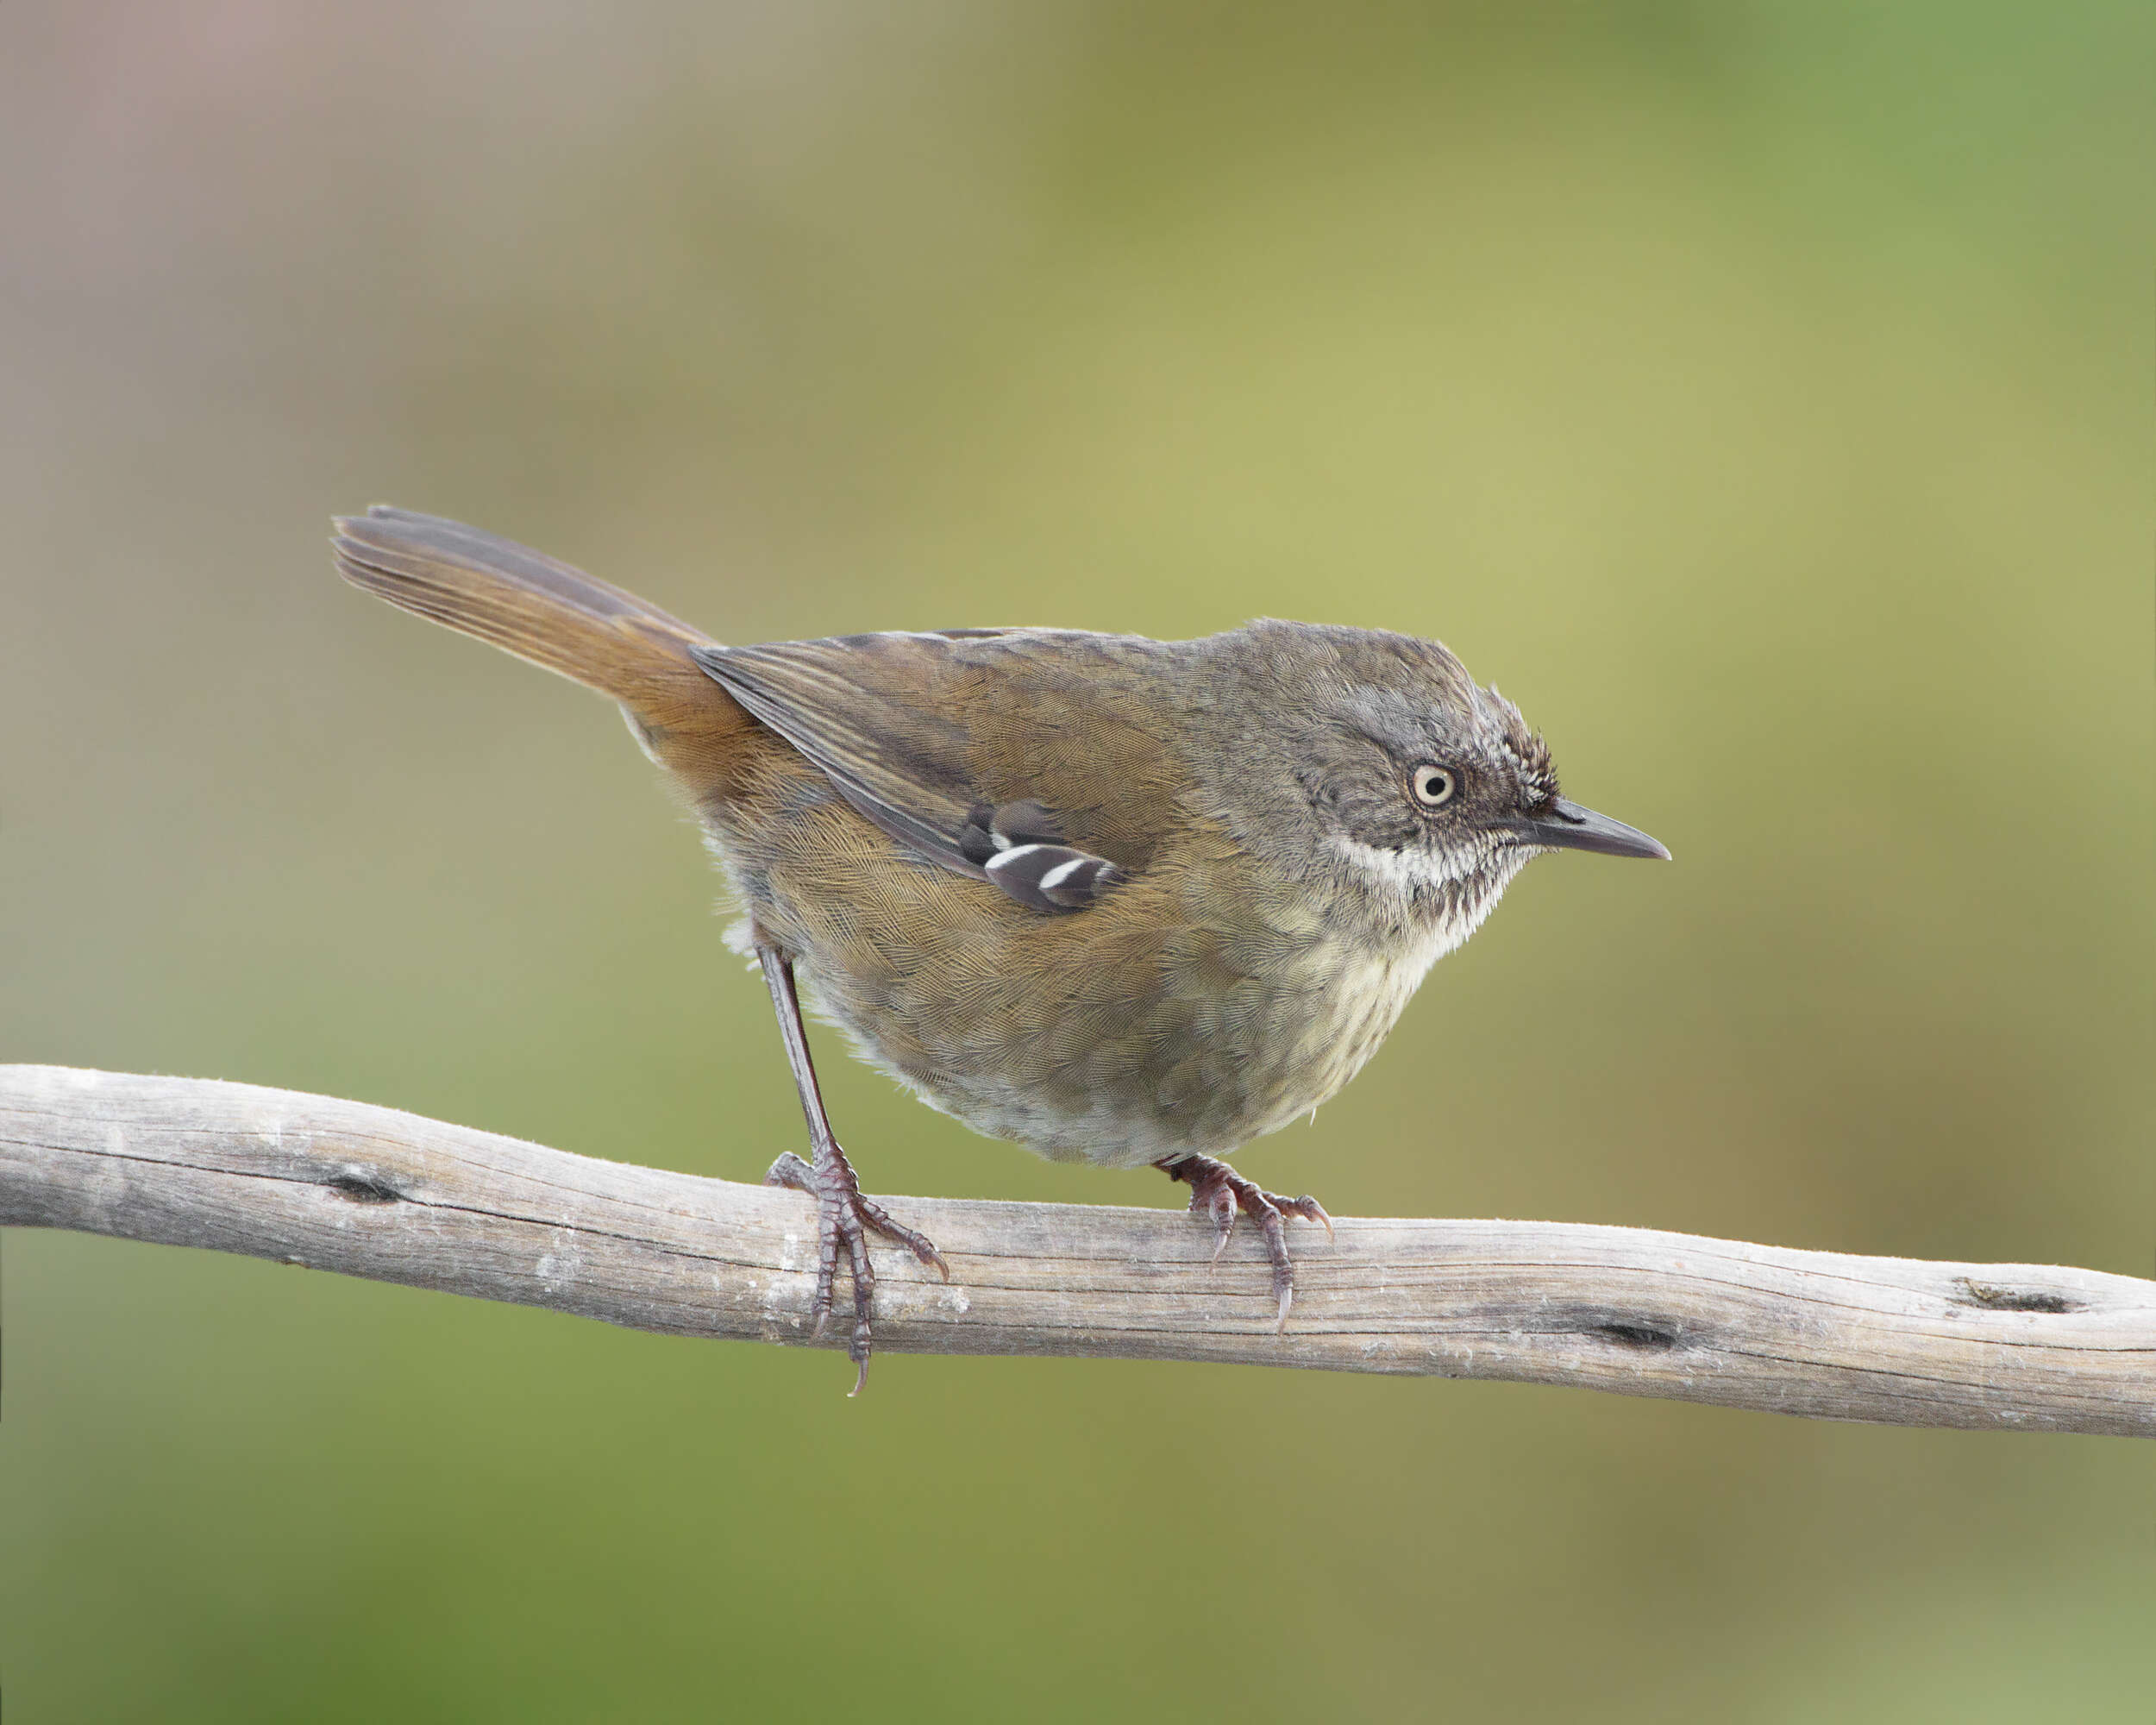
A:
1515 798 1670 861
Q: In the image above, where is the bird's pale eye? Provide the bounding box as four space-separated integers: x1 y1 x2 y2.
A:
1410 763 1457 808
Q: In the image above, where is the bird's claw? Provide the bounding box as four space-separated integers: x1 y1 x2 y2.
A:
1158 1155 1332 1331
764 1142 944 1394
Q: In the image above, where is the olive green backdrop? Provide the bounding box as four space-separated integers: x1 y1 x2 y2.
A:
3 3 2150 1720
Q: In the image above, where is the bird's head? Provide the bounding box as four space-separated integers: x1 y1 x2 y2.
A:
1196 620 1667 950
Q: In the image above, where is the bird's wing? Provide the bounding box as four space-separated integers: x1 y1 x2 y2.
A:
691 630 1177 913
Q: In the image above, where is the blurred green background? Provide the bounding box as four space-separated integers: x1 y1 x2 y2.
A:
3 3 2151 1719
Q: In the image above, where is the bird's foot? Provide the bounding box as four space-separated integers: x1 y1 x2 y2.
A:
765 1142 948 1396
1156 1154 1333 1331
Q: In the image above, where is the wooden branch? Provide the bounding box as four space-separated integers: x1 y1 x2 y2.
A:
3 1064 2149 1434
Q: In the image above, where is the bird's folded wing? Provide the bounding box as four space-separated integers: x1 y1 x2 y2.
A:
693 635 985 874
690 630 1167 912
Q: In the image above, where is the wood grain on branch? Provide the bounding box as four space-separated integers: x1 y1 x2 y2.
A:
3 1065 2149 1435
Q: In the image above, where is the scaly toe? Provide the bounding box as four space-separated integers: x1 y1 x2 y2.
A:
1207 1192 1238 1263
853 1193 950 1281
1284 1194 1334 1243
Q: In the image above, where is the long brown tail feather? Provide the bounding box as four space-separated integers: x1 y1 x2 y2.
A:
331 505 754 791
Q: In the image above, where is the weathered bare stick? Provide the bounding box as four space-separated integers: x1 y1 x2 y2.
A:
3 1064 2149 1433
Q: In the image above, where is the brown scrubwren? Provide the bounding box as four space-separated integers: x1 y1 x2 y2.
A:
332 505 1668 1392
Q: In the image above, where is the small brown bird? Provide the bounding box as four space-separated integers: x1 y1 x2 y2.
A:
332 506 1668 1390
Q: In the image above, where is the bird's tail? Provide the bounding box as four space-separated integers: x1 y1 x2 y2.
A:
331 506 754 789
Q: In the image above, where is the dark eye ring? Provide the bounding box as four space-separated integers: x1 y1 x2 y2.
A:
1411 764 1457 808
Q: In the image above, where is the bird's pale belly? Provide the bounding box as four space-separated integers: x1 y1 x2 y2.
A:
800 923 1451 1170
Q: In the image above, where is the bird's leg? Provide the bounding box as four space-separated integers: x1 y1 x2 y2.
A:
1156 1155 1332 1331
756 943 947 1394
